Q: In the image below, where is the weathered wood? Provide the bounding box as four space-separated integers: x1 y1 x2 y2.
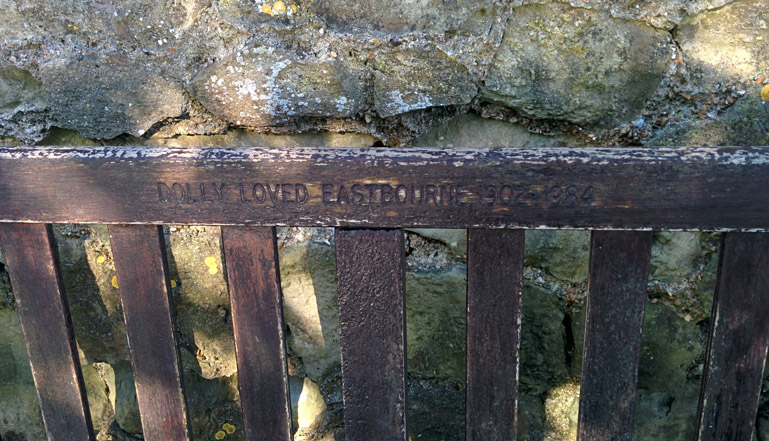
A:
466 229 524 441
696 233 769 441
1 146 769 230
4 145 769 441
221 226 292 441
578 231 653 441
0 223 95 441
109 225 191 441
335 229 407 440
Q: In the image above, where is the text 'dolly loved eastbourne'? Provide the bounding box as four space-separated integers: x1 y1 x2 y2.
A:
156 182 595 209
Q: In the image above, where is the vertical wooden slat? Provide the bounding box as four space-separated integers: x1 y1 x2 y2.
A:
696 232 769 441
109 225 190 441
578 230 653 441
335 228 407 441
0 223 95 441
466 229 524 441
221 226 292 441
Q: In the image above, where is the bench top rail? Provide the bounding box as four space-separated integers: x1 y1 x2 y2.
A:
1 146 768 231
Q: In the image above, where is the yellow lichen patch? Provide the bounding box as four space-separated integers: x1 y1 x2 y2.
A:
290 4 297 13
261 3 273 15
72 25 78 31
170 280 177 288
214 430 226 440
272 1 286 13
111 276 119 289
96 255 106 264
205 256 219 275
761 84 769 101
222 423 236 434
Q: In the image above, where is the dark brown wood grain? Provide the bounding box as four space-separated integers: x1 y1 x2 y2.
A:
696 233 769 441
578 231 653 441
221 226 292 441
0 223 95 441
1 146 769 230
335 229 407 441
109 225 191 441
466 229 524 441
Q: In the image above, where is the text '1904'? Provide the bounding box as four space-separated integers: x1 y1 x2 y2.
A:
157 182 595 208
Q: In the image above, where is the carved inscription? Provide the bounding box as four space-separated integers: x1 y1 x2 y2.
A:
237 183 308 204
321 184 468 206
479 185 594 207
156 182 595 209
157 182 308 204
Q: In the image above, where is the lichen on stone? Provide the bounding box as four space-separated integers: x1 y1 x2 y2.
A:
482 3 672 128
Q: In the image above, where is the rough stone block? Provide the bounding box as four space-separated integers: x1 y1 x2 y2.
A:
373 46 475 118
289 375 327 430
279 242 341 382
311 0 496 35
525 230 590 284
650 232 703 282
404 228 467 256
676 0 769 86
406 266 466 382
190 44 364 126
482 3 671 128
38 55 185 139
514 0 736 30
216 0 302 29
415 113 583 147
0 61 49 143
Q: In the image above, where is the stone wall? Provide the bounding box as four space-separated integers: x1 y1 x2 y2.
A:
1 0 769 440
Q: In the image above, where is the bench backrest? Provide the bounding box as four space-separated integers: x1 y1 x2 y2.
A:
0 146 768 441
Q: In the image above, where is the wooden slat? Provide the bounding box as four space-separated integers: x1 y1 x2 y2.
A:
1 146 769 231
466 229 524 441
578 231 653 441
221 226 292 441
0 223 95 441
335 229 407 440
696 233 769 441
109 225 190 441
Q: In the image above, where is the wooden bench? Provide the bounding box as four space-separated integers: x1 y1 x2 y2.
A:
0 145 768 441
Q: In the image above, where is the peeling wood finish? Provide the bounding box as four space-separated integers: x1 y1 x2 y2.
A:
1 146 769 230
221 226 292 441
1 145 767 164
0 223 95 441
466 229 524 441
578 231 653 441
696 233 769 441
335 229 407 441
109 225 191 441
